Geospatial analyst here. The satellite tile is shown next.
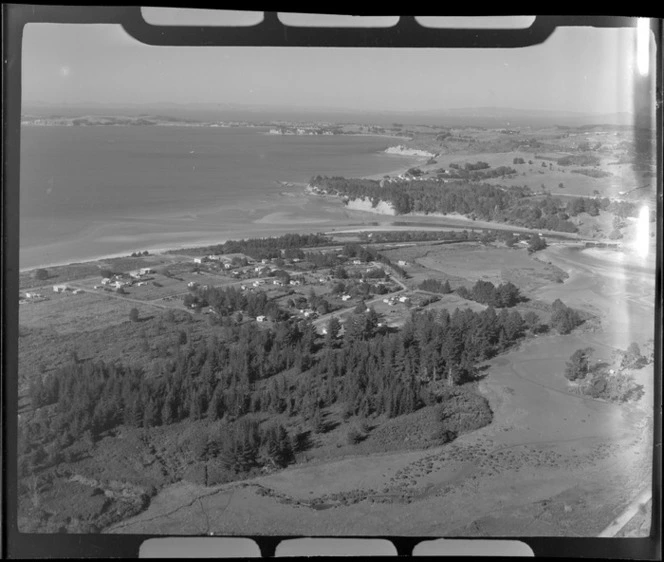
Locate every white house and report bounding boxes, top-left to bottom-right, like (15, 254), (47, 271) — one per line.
(140, 267), (155, 275)
(341, 294), (351, 301)
(224, 263), (233, 269)
(137, 281), (147, 287)
(53, 284), (68, 293)
(382, 298), (390, 304)
(72, 289), (83, 295)
(256, 315), (267, 322)
(352, 259), (362, 265)
(187, 281), (198, 288)
(397, 260), (408, 266)
(193, 257), (206, 264)
(398, 295), (410, 303)
(101, 278), (112, 285)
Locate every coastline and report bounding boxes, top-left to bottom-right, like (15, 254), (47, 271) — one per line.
(19, 145), (572, 275)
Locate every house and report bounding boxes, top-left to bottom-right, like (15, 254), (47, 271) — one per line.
(352, 259), (362, 265)
(341, 295), (351, 301)
(187, 281), (198, 288)
(273, 279), (283, 286)
(321, 328), (328, 335)
(101, 278), (112, 285)
(53, 284), (68, 293)
(382, 298), (390, 304)
(140, 267), (155, 275)
(256, 315), (267, 322)
(193, 257), (206, 264)
(397, 260), (408, 266)
(114, 281), (126, 289)
(224, 263), (233, 269)
(25, 292), (42, 299)
(398, 296), (410, 303)
(261, 259), (269, 265)
(291, 258), (301, 263)
(129, 271), (142, 279)
(290, 280), (301, 286)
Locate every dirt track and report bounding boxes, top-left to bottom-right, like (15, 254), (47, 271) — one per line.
(106, 243), (655, 537)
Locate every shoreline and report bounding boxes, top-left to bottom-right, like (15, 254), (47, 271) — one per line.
(19, 147), (429, 274)
(20, 138), (615, 275)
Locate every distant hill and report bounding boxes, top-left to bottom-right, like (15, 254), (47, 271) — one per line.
(21, 102), (638, 129)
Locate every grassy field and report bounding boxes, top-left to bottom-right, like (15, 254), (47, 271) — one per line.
(18, 291), (159, 334)
(383, 242), (567, 295)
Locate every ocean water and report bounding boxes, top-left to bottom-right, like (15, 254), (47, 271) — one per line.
(19, 126), (412, 269)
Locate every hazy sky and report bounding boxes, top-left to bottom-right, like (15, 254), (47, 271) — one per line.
(21, 20), (639, 114)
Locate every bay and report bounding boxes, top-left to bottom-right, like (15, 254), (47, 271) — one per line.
(19, 126), (412, 269)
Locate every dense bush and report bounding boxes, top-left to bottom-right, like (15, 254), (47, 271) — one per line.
(419, 279), (452, 294)
(550, 299), (583, 334)
(309, 176), (580, 233)
(436, 387), (493, 435)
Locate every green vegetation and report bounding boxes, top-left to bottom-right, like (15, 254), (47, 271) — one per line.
(310, 176), (582, 233)
(175, 233), (333, 261)
(419, 279), (452, 294)
(33, 269), (49, 281)
(527, 234), (548, 253)
(455, 280), (522, 308)
(571, 168), (612, 178)
(566, 344), (647, 403)
(550, 299), (583, 334)
(557, 153), (600, 166)
(564, 347), (594, 381)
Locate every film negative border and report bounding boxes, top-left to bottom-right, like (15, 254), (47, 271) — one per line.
(2, 5), (662, 559)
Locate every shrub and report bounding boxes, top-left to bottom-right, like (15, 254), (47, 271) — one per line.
(33, 268), (49, 281)
(436, 387), (493, 435)
(346, 428), (364, 445)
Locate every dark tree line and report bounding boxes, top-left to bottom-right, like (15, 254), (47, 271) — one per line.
(309, 176), (581, 232)
(177, 233), (333, 261)
(358, 230), (477, 244)
(419, 279), (452, 294)
(456, 280), (522, 308)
